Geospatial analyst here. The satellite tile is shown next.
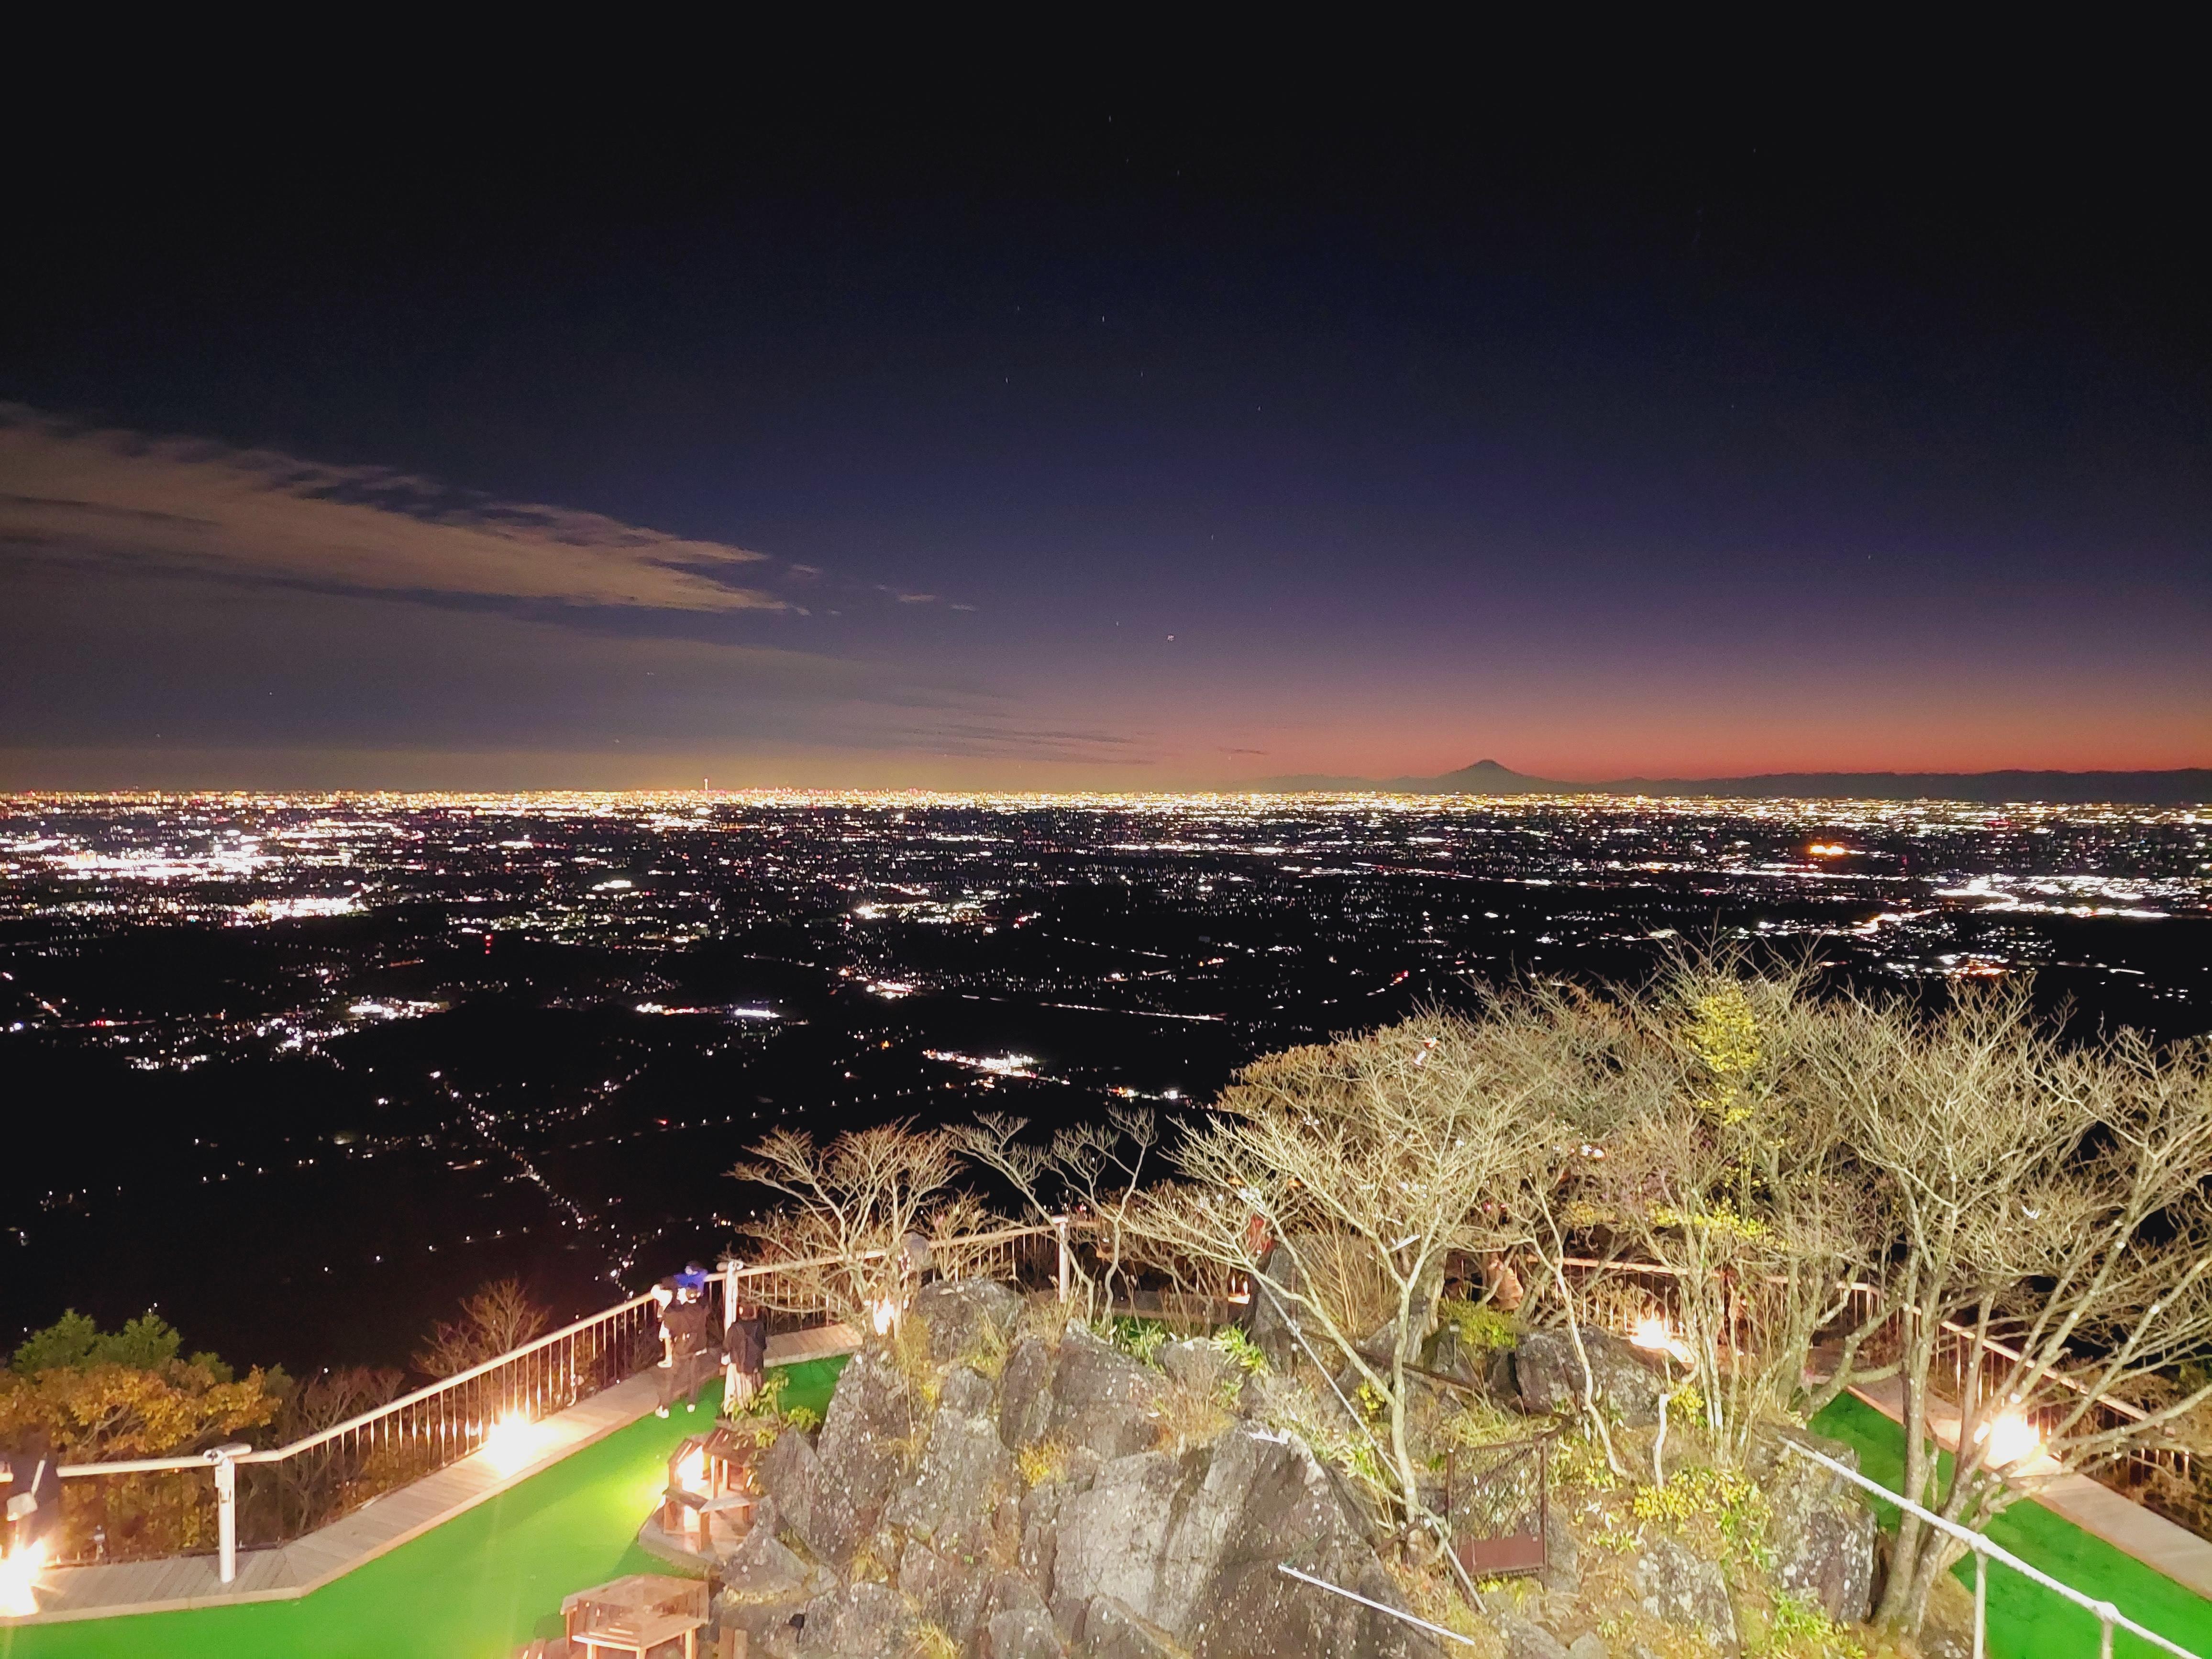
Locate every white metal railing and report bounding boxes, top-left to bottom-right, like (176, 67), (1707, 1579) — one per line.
(1780, 1438), (2202, 1659)
(52, 1289), (664, 1581)
(1557, 1258), (2193, 1506)
(44, 1222), (1069, 1586)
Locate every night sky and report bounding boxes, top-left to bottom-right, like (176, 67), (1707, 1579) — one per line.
(3, 76), (2204, 789)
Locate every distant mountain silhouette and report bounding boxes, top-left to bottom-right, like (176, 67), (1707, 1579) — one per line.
(1241, 759), (2212, 805)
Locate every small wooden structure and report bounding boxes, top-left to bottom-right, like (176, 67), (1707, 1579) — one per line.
(657, 1429), (761, 1555)
(1446, 1434), (1552, 1579)
(561, 1574), (709, 1659)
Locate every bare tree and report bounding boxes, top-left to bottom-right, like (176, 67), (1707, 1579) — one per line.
(1602, 966), (1889, 1471)
(1124, 1012), (1555, 1559)
(959, 1107), (1159, 1322)
(1498, 982), (1657, 1480)
(1807, 989), (2212, 1636)
(730, 1121), (962, 1337)
(414, 1279), (550, 1378)
(257, 1366), (409, 1536)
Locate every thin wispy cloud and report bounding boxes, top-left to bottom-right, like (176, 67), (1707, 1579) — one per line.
(859, 719), (1154, 763)
(0, 405), (785, 615)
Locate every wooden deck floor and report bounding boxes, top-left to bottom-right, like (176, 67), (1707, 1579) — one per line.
(8, 1325), (859, 1628)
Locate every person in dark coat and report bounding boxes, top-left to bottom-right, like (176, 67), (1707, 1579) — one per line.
(722, 1299), (767, 1410)
(657, 1282), (713, 1417)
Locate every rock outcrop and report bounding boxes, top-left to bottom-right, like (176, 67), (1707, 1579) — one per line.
(1041, 1325), (1169, 1460)
(1048, 1420), (1438, 1656)
(716, 1286), (1897, 1659)
(796, 1580), (917, 1656)
(916, 1279), (1026, 1363)
(1630, 1533), (1737, 1643)
(737, 1301), (1440, 1659)
(1753, 1426), (1877, 1623)
(804, 1351), (912, 1566)
(883, 1373), (1015, 1555)
(1158, 1337), (1240, 1399)
(1493, 1613), (1571, 1659)
(711, 1497), (838, 1658)
(1512, 1327), (1665, 1427)
(1000, 1335), (1058, 1449)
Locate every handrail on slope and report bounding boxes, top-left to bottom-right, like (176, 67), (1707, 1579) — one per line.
(1779, 1438), (2201, 1659)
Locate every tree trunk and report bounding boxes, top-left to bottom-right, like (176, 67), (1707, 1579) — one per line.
(1873, 1328), (1933, 1630)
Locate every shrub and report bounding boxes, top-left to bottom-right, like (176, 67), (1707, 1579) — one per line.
(1210, 1326), (1270, 1377)
(11, 1310), (218, 1377)
(1016, 1438), (1070, 1488)
(1435, 1299), (1517, 1355)
(1631, 1463), (1773, 1571)
(0, 1313), (282, 1562)
(1751, 1591), (1868, 1659)
(1105, 1317), (1170, 1366)
(1150, 1377), (1233, 1454)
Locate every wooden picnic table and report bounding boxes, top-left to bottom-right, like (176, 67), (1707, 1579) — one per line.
(562, 1573), (709, 1659)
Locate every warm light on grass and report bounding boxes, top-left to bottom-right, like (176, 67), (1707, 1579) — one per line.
(1976, 1407), (2045, 1471)
(0, 1537), (46, 1617)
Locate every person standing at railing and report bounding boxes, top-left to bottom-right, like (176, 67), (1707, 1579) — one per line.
(655, 1273), (714, 1419)
(722, 1297), (765, 1411)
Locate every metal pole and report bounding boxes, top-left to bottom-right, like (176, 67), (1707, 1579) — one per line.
(1974, 1546), (1987, 1659)
(207, 1443), (250, 1585)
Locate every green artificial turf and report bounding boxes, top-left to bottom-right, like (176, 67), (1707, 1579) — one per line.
(1812, 1392), (2212, 1659)
(0, 1357), (846, 1659)
(7, 1361), (2201, 1659)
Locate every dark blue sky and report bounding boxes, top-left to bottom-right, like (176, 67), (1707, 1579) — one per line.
(3, 72), (2204, 787)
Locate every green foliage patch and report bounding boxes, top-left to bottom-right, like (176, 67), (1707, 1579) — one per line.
(11, 1308), (230, 1379)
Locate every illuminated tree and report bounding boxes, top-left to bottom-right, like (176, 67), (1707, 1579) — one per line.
(1125, 1012), (1555, 1567)
(1601, 964), (1888, 1473)
(730, 1120), (963, 1337)
(958, 1107), (1160, 1322)
(0, 1315), (283, 1561)
(1805, 988), (2212, 1635)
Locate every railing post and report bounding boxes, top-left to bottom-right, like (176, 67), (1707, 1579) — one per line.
(206, 1443), (251, 1585)
(1054, 1216), (1071, 1304)
(1973, 1545), (1987, 1659)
